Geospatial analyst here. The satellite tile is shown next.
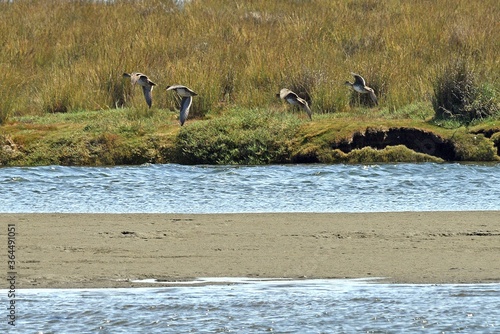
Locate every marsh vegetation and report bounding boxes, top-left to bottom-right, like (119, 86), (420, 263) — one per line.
(0, 0), (499, 165)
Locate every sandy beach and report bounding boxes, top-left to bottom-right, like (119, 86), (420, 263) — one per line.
(1, 212), (499, 288)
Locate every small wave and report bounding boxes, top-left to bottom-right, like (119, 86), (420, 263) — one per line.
(0, 163), (499, 213)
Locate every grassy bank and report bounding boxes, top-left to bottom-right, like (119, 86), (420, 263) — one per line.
(1, 105), (499, 166)
(0, 0), (499, 165)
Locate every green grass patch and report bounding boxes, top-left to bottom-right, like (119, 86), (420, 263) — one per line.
(175, 107), (302, 164)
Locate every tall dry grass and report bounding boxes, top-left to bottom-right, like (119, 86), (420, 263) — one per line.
(0, 0), (498, 123)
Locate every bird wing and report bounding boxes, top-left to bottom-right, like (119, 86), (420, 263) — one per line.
(138, 74), (156, 87)
(351, 73), (366, 86)
(285, 90), (299, 100)
(184, 86), (197, 96)
(179, 96), (193, 126)
(297, 97), (312, 120)
(369, 90), (378, 105)
(166, 84), (185, 91)
(167, 85), (196, 97)
(142, 85), (153, 108)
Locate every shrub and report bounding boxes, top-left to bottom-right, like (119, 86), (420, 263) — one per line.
(432, 59), (499, 124)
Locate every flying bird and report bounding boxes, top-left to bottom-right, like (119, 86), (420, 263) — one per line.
(123, 72), (156, 108)
(166, 85), (197, 126)
(276, 88), (312, 120)
(344, 72), (378, 105)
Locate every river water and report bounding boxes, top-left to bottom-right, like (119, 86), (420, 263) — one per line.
(5, 279), (500, 333)
(1, 162), (499, 333)
(1, 162), (499, 213)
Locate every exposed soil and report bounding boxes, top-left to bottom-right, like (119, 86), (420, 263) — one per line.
(335, 127), (457, 160)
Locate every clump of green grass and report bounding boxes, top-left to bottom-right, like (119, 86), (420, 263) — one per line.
(174, 107), (302, 164)
(491, 132), (500, 157)
(0, 107), (181, 166)
(432, 59), (499, 125)
(290, 142), (443, 164)
(332, 145), (443, 164)
(451, 130), (499, 161)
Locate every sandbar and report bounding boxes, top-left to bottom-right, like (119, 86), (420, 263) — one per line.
(1, 212), (499, 288)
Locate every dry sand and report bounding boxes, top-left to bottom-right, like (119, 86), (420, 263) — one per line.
(1, 212), (499, 288)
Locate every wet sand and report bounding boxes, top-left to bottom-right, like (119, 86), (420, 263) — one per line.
(1, 212), (499, 288)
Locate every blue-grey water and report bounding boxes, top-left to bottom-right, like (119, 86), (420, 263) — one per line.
(1, 162), (499, 213)
(2, 279), (499, 333)
(1, 162), (499, 332)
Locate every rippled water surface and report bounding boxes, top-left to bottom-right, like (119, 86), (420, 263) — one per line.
(2, 163), (499, 332)
(3, 279), (499, 333)
(1, 162), (499, 213)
